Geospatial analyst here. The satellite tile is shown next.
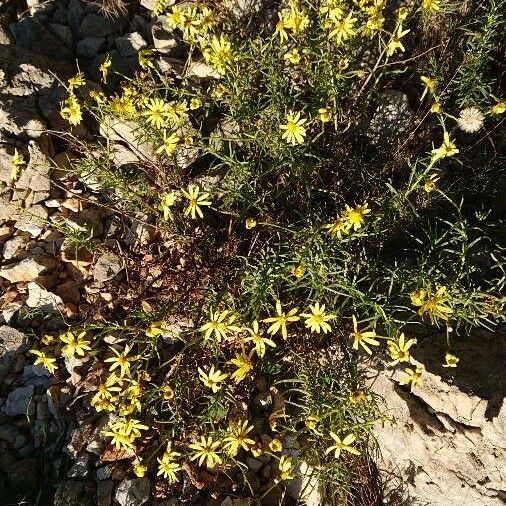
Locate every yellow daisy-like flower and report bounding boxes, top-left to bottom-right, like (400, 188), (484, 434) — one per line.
(343, 203), (371, 231)
(422, 0), (440, 11)
(275, 12), (289, 43)
(188, 435), (222, 468)
(423, 173), (440, 192)
(68, 72), (86, 91)
(351, 315), (379, 355)
(228, 350), (254, 384)
(181, 184), (212, 219)
(431, 131), (459, 161)
(318, 107), (332, 123)
(10, 148), (25, 182)
(284, 48), (301, 64)
(190, 97), (202, 110)
(262, 300), (300, 339)
(245, 217), (257, 229)
(416, 286), (453, 320)
(277, 455), (294, 481)
(144, 98), (170, 129)
(29, 349), (58, 375)
(491, 100), (506, 114)
(420, 75), (437, 101)
(301, 302), (336, 334)
(442, 352), (459, 368)
(269, 438), (283, 452)
(325, 216), (350, 239)
(156, 131), (180, 157)
(104, 344), (139, 378)
(60, 94), (82, 126)
(223, 420), (255, 456)
(160, 191), (178, 221)
(133, 463), (147, 477)
(387, 333), (416, 366)
(280, 110), (307, 145)
(400, 364), (424, 391)
(243, 321), (276, 357)
(199, 309), (241, 342)
(99, 54), (112, 83)
(325, 433), (360, 459)
(431, 101), (442, 113)
(205, 34), (233, 75)
(291, 263), (306, 278)
(198, 365), (228, 393)
(329, 11), (357, 44)
(386, 24), (410, 56)
(166, 5), (185, 29)
(59, 331), (91, 358)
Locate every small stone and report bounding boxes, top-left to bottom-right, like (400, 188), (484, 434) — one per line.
(116, 31), (147, 58)
(96, 464), (114, 480)
(26, 282), (63, 313)
(97, 479), (114, 506)
(48, 23), (73, 46)
(76, 36), (106, 58)
(79, 13), (124, 38)
(151, 19), (179, 53)
(0, 256), (55, 283)
(93, 252), (123, 283)
(246, 457), (263, 472)
(67, 453), (90, 478)
(3, 235), (30, 260)
(54, 480), (93, 506)
(115, 478), (150, 506)
(2, 385), (34, 416)
(55, 280), (81, 304)
(187, 59), (220, 79)
(13, 205), (48, 237)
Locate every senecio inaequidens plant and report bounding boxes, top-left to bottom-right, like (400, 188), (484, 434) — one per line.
(23, 0), (505, 500)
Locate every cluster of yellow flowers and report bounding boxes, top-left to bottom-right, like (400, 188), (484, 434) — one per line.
(10, 148), (25, 182)
(60, 73), (86, 126)
(160, 184), (212, 221)
(325, 202), (371, 239)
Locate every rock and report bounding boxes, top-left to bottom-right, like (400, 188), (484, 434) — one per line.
(0, 256), (55, 283)
(68, 0), (85, 33)
(285, 461), (321, 506)
(55, 280), (81, 304)
(67, 453), (90, 478)
(246, 457), (263, 472)
(187, 59), (220, 79)
(115, 478), (150, 506)
(76, 36), (106, 58)
(7, 457), (40, 492)
(13, 205), (48, 237)
(54, 480), (93, 506)
(79, 13), (124, 38)
(151, 19), (179, 54)
(26, 282), (63, 313)
(370, 331), (506, 506)
(367, 91), (412, 144)
(140, 0), (158, 10)
(0, 424), (20, 447)
(3, 235), (30, 261)
(93, 252), (123, 283)
(116, 31), (147, 58)
(97, 479), (114, 506)
(47, 22), (73, 47)
(2, 385), (34, 416)
(11, 18), (71, 60)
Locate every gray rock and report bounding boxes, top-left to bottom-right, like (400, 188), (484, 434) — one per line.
(367, 91), (412, 144)
(115, 478), (150, 506)
(11, 18), (71, 60)
(285, 461), (321, 506)
(48, 23), (73, 47)
(54, 480), (93, 506)
(140, 0), (157, 9)
(151, 19), (179, 54)
(14, 141), (51, 204)
(93, 252), (123, 283)
(116, 31), (147, 58)
(67, 453), (90, 478)
(26, 282), (63, 313)
(79, 13), (124, 38)
(0, 256), (55, 283)
(2, 385), (34, 416)
(97, 479), (114, 506)
(76, 36), (107, 58)
(13, 204), (48, 237)
(96, 464), (114, 480)
(3, 235), (30, 261)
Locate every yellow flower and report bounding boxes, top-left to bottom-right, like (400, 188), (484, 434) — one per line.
(329, 11), (357, 44)
(91, 373), (122, 409)
(138, 49), (155, 70)
(251, 444), (263, 457)
(162, 385), (174, 400)
(68, 72), (85, 91)
(104, 344), (139, 378)
(99, 54), (112, 83)
(400, 364), (424, 391)
(491, 100), (506, 114)
(181, 6), (200, 41)
(291, 263), (306, 278)
(442, 352), (459, 368)
(318, 107), (332, 123)
(228, 350), (254, 383)
(60, 94), (82, 126)
(103, 417), (148, 450)
(157, 442), (181, 483)
(422, 0), (439, 11)
(417, 286), (453, 320)
(199, 309), (241, 342)
(245, 217), (257, 229)
(387, 333), (416, 366)
(431, 101), (442, 113)
(349, 390), (366, 403)
(301, 302), (336, 334)
(423, 174), (440, 192)
(29, 349), (58, 375)
(212, 83), (226, 99)
(280, 110), (307, 145)
(198, 365), (228, 393)
(262, 300), (300, 339)
(109, 94), (136, 117)
(41, 334), (54, 345)
(275, 12), (289, 43)
(284, 48), (301, 65)
(397, 6), (409, 20)
(166, 6), (185, 29)
(223, 420), (255, 456)
(133, 463), (147, 477)
(285, 6), (309, 35)
(410, 288), (427, 307)
(431, 132), (459, 161)
(188, 435), (222, 468)
(181, 184), (212, 219)
(205, 34), (233, 75)
(387, 24), (410, 56)
(190, 97), (202, 110)
(343, 203), (371, 231)
(199, 6), (216, 32)
(243, 321), (276, 357)
(277, 455), (294, 481)
(420, 76), (437, 101)
(325, 433), (360, 459)
(89, 89), (105, 104)
(160, 191), (179, 221)
(10, 148), (25, 182)
(144, 98), (170, 129)
(59, 331), (91, 358)
(352, 315), (379, 355)
(156, 131), (180, 157)
(325, 216), (349, 239)
(269, 438), (283, 452)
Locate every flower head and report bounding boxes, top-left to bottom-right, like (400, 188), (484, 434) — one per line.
(104, 345), (139, 378)
(228, 350), (254, 383)
(223, 420), (255, 456)
(442, 352), (459, 368)
(400, 364), (424, 391)
(420, 76), (437, 101)
(144, 98), (170, 129)
(343, 203), (371, 231)
(243, 321), (276, 357)
(277, 455), (294, 481)
(181, 185), (212, 219)
(280, 111), (307, 145)
(60, 94), (82, 126)
(457, 107), (484, 133)
(325, 433), (360, 459)
(387, 333), (416, 366)
(29, 349), (58, 375)
(188, 435), (222, 468)
(99, 54), (112, 83)
(10, 148), (25, 182)
(199, 309), (241, 342)
(491, 100), (506, 114)
(59, 331), (91, 358)
(431, 132), (459, 161)
(262, 300), (300, 339)
(156, 131), (180, 156)
(387, 24), (410, 56)
(198, 365), (228, 393)
(301, 302), (336, 334)
(352, 315), (379, 355)
(160, 192), (179, 221)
